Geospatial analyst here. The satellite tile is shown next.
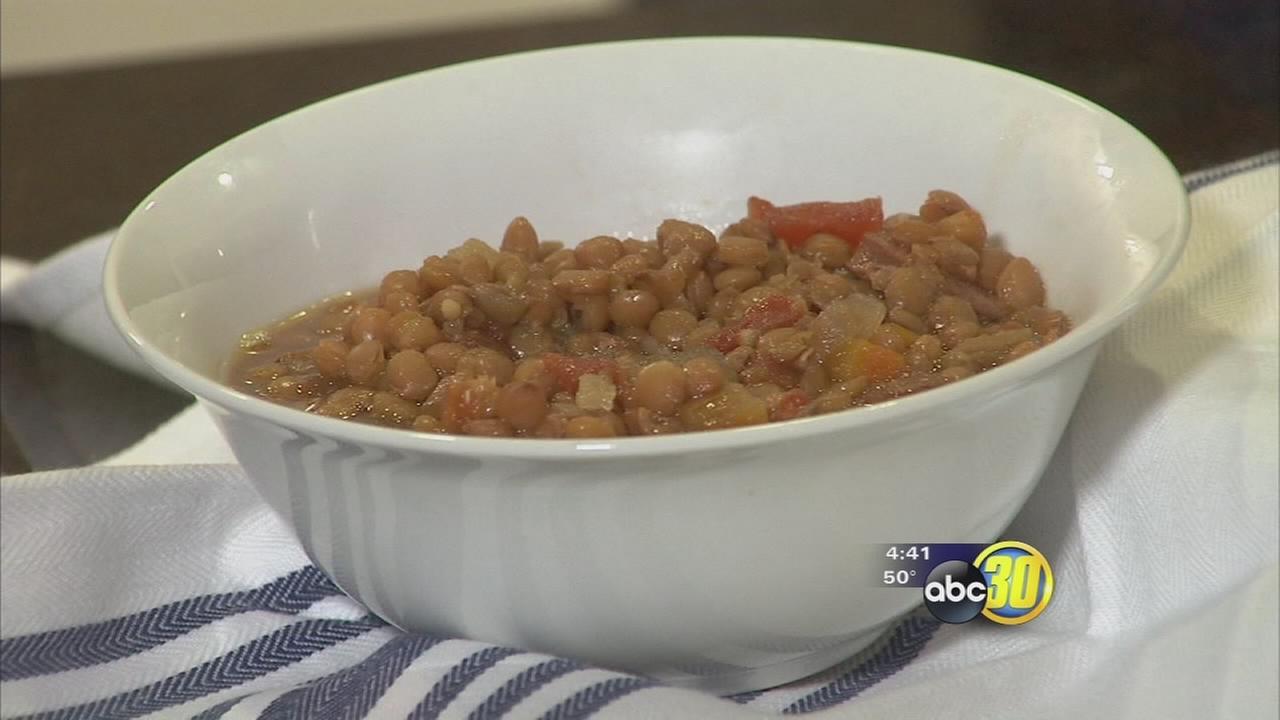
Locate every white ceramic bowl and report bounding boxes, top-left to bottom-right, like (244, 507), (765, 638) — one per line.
(104, 38), (1188, 694)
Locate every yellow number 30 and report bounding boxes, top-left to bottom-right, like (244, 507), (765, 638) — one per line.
(975, 541), (1054, 625)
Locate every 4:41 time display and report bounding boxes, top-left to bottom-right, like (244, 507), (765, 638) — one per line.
(885, 545), (930, 561)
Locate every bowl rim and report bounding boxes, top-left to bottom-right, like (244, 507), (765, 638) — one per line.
(103, 36), (1191, 460)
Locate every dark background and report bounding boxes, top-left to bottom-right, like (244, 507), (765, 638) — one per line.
(2, 0), (1278, 473)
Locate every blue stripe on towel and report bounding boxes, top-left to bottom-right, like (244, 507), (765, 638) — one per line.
(0, 567), (342, 681)
(781, 615), (941, 714)
(1184, 150), (1279, 190)
(537, 676), (654, 720)
(406, 646), (523, 719)
(466, 658), (584, 719)
(19, 617), (380, 720)
(258, 634), (443, 720)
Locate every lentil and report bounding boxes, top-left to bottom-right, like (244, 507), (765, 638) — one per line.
(231, 193), (1070, 436)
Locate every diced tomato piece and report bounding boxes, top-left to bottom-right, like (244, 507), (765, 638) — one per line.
(770, 388), (811, 421)
(440, 380), (463, 433)
(740, 295), (804, 331)
(747, 196), (884, 250)
(701, 296), (802, 354)
(706, 328), (741, 353)
(442, 377), (499, 433)
(746, 196), (775, 223)
(543, 353), (620, 394)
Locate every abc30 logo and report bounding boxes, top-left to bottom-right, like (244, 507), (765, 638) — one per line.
(923, 541), (1054, 625)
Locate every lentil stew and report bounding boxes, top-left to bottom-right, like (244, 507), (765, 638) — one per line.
(228, 192), (1070, 438)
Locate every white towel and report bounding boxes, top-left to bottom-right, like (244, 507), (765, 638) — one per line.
(1, 231), (158, 384)
(1, 152), (1277, 719)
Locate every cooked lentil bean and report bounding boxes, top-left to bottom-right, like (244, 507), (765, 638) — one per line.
(425, 289), (471, 324)
(649, 309), (699, 347)
(935, 210), (987, 251)
(471, 283), (529, 325)
(564, 415), (616, 438)
(625, 407), (684, 435)
(885, 215), (937, 245)
(940, 320), (982, 349)
(979, 247), (1014, 292)
(884, 265), (940, 317)
(381, 291), (418, 314)
(312, 339), (349, 379)
(635, 361), (686, 415)
(722, 217), (772, 242)
(807, 272), (854, 309)
(455, 252), (492, 285)
(543, 248), (579, 275)
(622, 238), (663, 267)
(493, 253), (530, 290)
(610, 253), (649, 283)
(933, 238), (980, 280)
(349, 307), (392, 345)
(424, 342), (465, 374)
(714, 266), (764, 292)
(679, 384), (768, 430)
(496, 381), (549, 431)
(715, 236), (770, 267)
(345, 340), (385, 386)
(500, 217), (539, 260)
(456, 347), (515, 383)
(666, 249), (702, 278)
(231, 192), (1070, 436)
(888, 307), (926, 335)
(387, 311), (440, 352)
(380, 269), (420, 297)
(706, 288), (739, 322)
(419, 256), (461, 293)
(371, 391), (419, 427)
(682, 356), (726, 398)
(554, 269), (611, 296)
(575, 236), (624, 269)
(316, 387), (375, 418)
(919, 190), (970, 222)
(537, 240), (564, 260)
(996, 257), (1047, 310)
(687, 271), (715, 314)
(387, 349), (437, 401)
(802, 233), (852, 269)
(905, 334), (944, 373)
(659, 219), (718, 258)
(639, 266), (687, 308)
(507, 322), (554, 359)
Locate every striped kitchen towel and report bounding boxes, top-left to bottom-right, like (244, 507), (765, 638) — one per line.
(2, 152), (1277, 719)
(0, 464), (940, 719)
